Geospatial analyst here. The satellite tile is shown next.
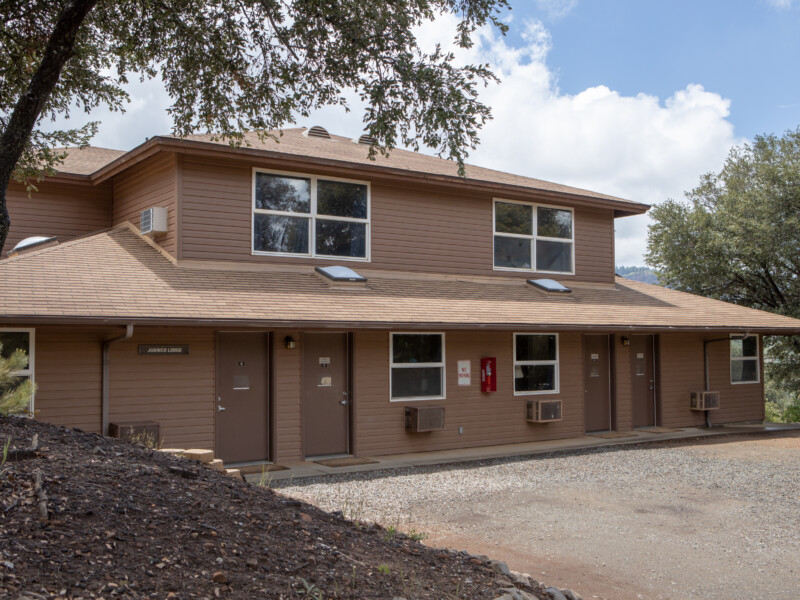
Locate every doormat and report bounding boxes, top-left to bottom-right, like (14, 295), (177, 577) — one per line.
(314, 457), (378, 468)
(589, 432), (638, 439)
(640, 427), (683, 434)
(236, 464), (289, 475)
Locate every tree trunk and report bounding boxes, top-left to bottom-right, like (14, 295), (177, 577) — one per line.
(0, 0), (98, 256)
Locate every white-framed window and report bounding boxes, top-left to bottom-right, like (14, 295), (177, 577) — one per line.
(493, 199), (574, 274)
(0, 328), (35, 412)
(390, 333), (446, 401)
(252, 168), (370, 261)
(731, 334), (760, 384)
(513, 333), (559, 395)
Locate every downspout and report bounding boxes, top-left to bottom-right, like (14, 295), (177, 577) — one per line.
(102, 325), (134, 436)
(703, 333), (747, 429)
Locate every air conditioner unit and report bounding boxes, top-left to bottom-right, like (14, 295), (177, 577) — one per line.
(525, 399), (562, 423)
(109, 420), (160, 443)
(690, 391), (720, 411)
(405, 406), (445, 432)
(140, 207), (168, 236)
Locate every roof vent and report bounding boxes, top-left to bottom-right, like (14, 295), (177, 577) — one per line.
(527, 278), (572, 294)
(7, 235), (58, 257)
(304, 126), (331, 140)
(356, 134), (377, 145)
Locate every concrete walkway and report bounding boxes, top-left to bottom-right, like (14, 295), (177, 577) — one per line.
(242, 422), (800, 484)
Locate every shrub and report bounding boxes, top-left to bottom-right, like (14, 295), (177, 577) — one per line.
(0, 343), (36, 417)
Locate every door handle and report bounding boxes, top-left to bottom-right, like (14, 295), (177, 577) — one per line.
(339, 400), (348, 405)
(218, 405), (226, 412)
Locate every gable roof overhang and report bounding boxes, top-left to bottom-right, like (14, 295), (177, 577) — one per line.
(2, 226), (799, 335)
(44, 132), (650, 217)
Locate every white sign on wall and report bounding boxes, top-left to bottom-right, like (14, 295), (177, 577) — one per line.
(457, 360), (471, 386)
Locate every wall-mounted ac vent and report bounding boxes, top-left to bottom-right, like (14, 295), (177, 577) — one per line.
(690, 391), (720, 411)
(525, 399), (562, 423)
(357, 134), (377, 145)
(304, 125), (331, 139)
(405, 406), (445, 433)
(140, 207), (168, 236)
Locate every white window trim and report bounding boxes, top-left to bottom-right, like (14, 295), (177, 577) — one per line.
(493, 198), (576, 275)
(389, 332), (446, 402)
(730, 334), (760, 385)
(0, 328), (35, 413)
(513, 332), (560, 396)
(252, 167), (371, 262)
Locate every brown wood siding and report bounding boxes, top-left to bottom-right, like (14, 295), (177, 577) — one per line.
(659, 333), (765, 428)
(272, 329), (303, 463)
(33, 326), (106, 433)
(108, 328), (214, 449)
(5, 181), (111, 252)
(353, 331), (585, 457)
(614, 338), (633, 431)
(179, 157), (615, 283)
(112, 153), (178, 256)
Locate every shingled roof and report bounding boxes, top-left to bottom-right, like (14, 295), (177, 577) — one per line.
(2, 226), (799, 334)
(53, 128), (645, 210)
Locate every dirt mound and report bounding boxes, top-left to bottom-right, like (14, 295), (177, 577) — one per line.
(0, 417), (545, 599)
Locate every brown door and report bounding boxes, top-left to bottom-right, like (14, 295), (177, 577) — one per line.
(584, 334), (612, 432)
(215, 332), (269, 463)
(631, 334), (657, 427)
(302, 333), (349, 457)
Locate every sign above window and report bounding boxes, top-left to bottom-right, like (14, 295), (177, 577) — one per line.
(253, 170), (370, 261)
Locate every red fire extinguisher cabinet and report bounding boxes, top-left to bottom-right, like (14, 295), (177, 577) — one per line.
(480, 357), (497, 393)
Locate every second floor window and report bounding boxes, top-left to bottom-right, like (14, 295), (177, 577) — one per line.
(253, 170), (370, 260)
(493, 200), (574, 274)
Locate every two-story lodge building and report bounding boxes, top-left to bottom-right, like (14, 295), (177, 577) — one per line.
(2, 127), (800, 465)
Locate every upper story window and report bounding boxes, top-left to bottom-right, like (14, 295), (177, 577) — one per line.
(253, 169), (370, 261)
(731, 335), (760, 384)
(493, 200), (574, 274)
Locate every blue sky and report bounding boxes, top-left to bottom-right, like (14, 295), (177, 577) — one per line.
(51, 0), (800, 266)
(518, 0), (800, 142)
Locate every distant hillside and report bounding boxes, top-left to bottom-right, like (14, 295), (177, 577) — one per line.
(616, 265), (660, 285)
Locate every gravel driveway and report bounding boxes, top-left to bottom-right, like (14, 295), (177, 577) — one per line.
(278, 432), (800, 599)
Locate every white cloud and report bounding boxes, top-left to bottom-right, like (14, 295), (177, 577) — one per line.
(47, 15), (740, 266)
(534, 0), (579, 20)
(765, 0), (793, 9)
(411, 16), (741, 266)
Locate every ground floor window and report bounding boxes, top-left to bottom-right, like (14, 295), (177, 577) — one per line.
(514, 333), (559, 394)
(0, 328), (35, 412)
(390, 333), (445, 401)
(731, 334), (759, 384)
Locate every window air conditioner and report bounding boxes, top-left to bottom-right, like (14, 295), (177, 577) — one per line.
(405, 406), (445, 432)
(140, 207), (168, 236)
(690, 391), (720, 411)
(525, 399), (562, 423)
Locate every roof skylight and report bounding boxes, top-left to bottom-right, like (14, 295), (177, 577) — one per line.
(527, 278), (572, 293)
(10, 236), (57, 254)
(316, 266), (367, 282)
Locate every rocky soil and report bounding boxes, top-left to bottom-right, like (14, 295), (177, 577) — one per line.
(280, 431), (800, 600)
(0, 417), (557, 600)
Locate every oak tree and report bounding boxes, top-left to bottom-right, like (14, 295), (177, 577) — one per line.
(0, 0), (510, 253)
(646, 127), (800, 396)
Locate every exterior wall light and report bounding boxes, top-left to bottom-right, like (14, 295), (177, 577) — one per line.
(621, 336), (630, 346)
(285, 336), (297, 350)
